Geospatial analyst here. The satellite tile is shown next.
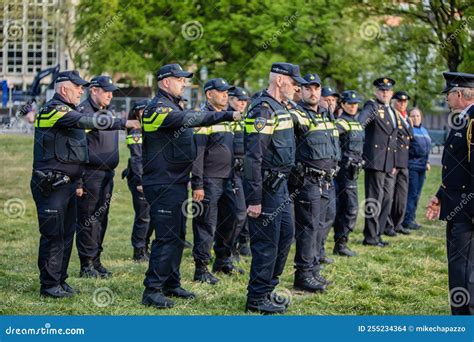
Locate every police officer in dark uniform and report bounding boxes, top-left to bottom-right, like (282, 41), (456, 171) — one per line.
(31, 71), (140, 298)
(76, 76), (124, 278)
(333, 90), (364, 257)
(427, 72), (474, 315)
(122, 100), (153, 262)
(358, 77), (398, 247)
(191, 78), (243, 284)
(227, 87), (251, 258)
(244, 62), (302, 314)
(385, 91), (412, 236)
(289, 73), (333, 293)
(141, 64), (241, 309)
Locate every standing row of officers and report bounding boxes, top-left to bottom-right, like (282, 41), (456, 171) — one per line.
(29, 62), (474, 315)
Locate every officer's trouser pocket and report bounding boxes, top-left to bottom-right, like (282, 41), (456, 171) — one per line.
(38, 209), (61, 240)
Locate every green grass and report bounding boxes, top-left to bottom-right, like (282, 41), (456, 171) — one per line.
(0, 134), (449, 315)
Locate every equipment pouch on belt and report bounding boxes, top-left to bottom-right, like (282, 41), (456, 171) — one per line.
(263, 171), (286, 193)
(288, 163), (305, 193)
(34, 170), (71, 197)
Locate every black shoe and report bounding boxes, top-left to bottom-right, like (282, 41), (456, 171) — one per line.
(404, 222), (421, 230)
(163, 287), (196, 299)
(269, 292), (291, 308)
(379, 239), (389, 246)
(334, 244), (357, 257)
(319, 256), (334, 264)
(80, 260), (101, 278)
(212, 262), (245, 275)
(133, 248), (149, 263)
(40, 285), (73, 298)
(363, 240), (386, 247)
(245, 296), (286, 314)
(184, 240), (193, 249)
(395, 227), (411, 235)
(142, 289), (174, 309)
(239, 243), (251, 256)
(94, 260), (112, 278)
(294, 276), (326, 293)
(60, 282), (80, 294)
(312, 271), (333, 286)
(194, 267), (219, 285)
(384, 229), (397, 237)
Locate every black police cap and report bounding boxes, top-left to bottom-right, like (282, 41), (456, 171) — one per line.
(303, 73), (321, 86)
(204, 78), (235, 92)
(55, 70), (89, 86)
(392, 91), (411, 101)
(441, 72), (474, 94)
(228, 86), (250, 100)
(89, 76), (118, 92)
(373, 77), (396, 90)
(321, 87), (340, 98)
(156, 64), (193, 81)
(132, 100), (148, 111)
(271, 62), (307, 85)
(341, 90), (362, 104)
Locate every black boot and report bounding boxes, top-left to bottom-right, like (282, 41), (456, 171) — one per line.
(333, 237), (357, 257)
(212, 259), (245, 275)
(245, 295), (286, 314)
(142, 288), (174, 309)
(194, 262), (219, 285)
(93, 257), (112, 278)
(395, 227), (411, 235)
(294, 273), (326, 293)
(163, 287), (196, 299)
(80, 259), (101, 278)
(40, 285), (74, 298)
(133, 247), (149, 263)
(61, 282), (81, 294)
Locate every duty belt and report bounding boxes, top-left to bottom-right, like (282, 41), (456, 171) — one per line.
(33, 170), (71, 197)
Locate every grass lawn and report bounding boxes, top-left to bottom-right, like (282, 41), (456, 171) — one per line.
(0, 133), (449, 315)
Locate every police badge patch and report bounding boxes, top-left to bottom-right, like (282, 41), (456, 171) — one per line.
(254, 117), (267, 132)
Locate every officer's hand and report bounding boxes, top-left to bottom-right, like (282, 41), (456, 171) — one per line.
(232, 111), (243, 121)
(425, 196), (440, 220)
(136, 185), (143, 193)
(193, 189), (205, 202)
(426, 163), (431, 171)
(391, 168), (397, 175)
(76, 188), (86, 197)
(126, 120), (141, 130)
(247, 204), (261, 218)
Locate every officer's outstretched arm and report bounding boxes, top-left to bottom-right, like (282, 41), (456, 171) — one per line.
(127, 130), (144, 185)
(243, 106), (273, 206)
(143, 105), (236, 131)
(52, 109), (126, 130)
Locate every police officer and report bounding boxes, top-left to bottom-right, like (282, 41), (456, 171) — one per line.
(227, 87), (251, 258)
(122, 100), (153, 262)
(385, 91), (412, 236)
(427, 72), (474, 315)
(244, 62), (302, 314)
(31, 71), (140, 297)
(358, 77), (398, 247)
(141, 64), (241, 309)
(333, 90), (364, 257)
(192, 78), (243, 284)
(289, 73), (332, 293)
(76, 76), (124, 278)
(321, 87), (341, 119)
